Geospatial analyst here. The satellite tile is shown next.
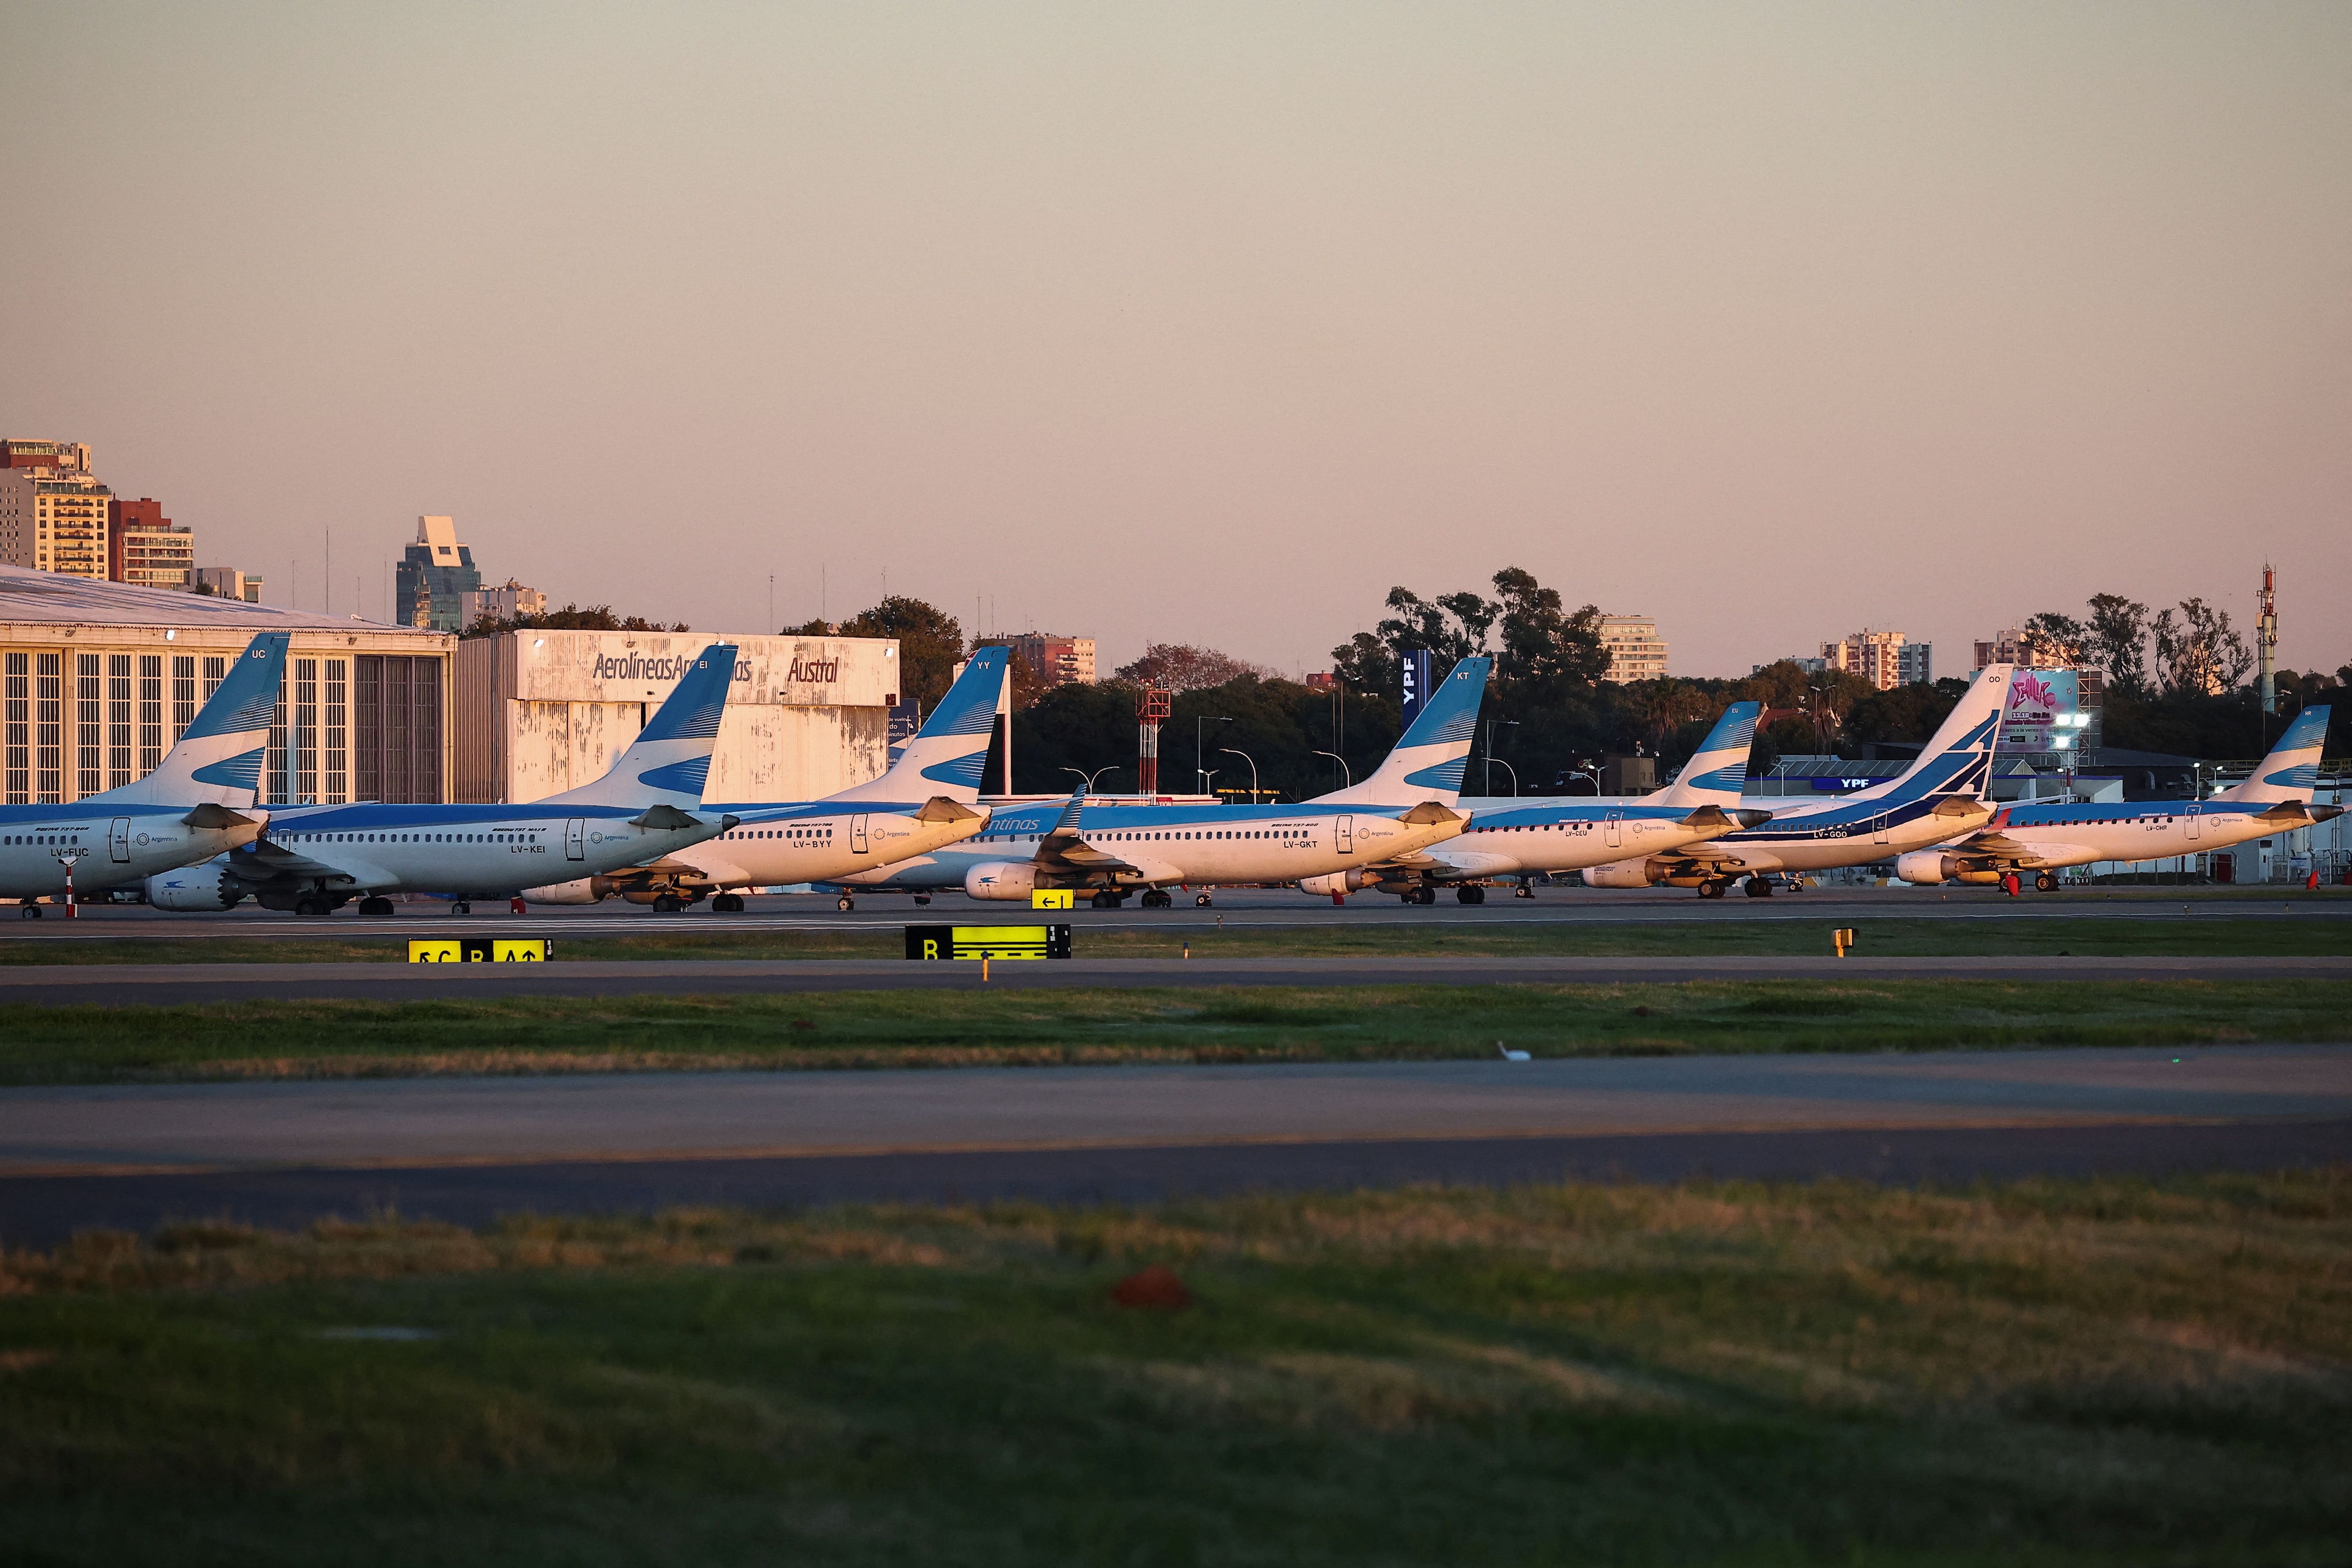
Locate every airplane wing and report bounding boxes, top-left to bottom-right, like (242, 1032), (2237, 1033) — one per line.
(1031, 792), (1139, 876)
(1386, 847), (1519, 878)
(223, 839), (361, 887)
(1941, 832), (2094, 872)
(612, 853), (751, 891)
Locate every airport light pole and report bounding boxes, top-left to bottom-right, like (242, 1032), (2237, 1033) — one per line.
(1312, 750), (1351, 789)
(1198, 715), (1230, 794)
(1490, 757), (1519, 795)
(1483, 719), (1518, 795)
(1062, 765), (1121, 798)
(1219, 747), (1259, 804)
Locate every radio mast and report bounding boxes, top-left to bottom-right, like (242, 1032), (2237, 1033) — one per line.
(2257, 563), (2279, 715)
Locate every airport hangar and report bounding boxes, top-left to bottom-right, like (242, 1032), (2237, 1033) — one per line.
(0, 567), (902, 812)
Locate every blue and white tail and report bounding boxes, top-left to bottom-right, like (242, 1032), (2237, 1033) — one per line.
(544, 644), (739, 808)
(1317, 656), (1492, 807)
(2225, 706), (2330, 804)
(1850, 663), (2010, 807)
(1656, 701), (1760, 808)
(832, 646), (1007, 804)
(97, 632), (289, 807)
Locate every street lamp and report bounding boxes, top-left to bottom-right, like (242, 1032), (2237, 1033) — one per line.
(1218, 746), (1260, 804)
(1490, 757), (1519, 795)
(1312, 749), (1351, 788)
(1197, 714), (1231, 793)
(1483, 719), (1519, 795)
(1061, 765), (1121, 798)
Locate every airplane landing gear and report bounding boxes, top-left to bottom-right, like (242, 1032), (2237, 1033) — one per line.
(913, 894), (931, 906)
(359, 896), (395, 917)
(19, 903), (41, 919)
(1456, 885), (1485, 904)
(1414, 886), (1438, 905)
(653, 894), (682, 912)
(1515, 881), (1535, 899)
(1141, 889), (1174, 909)
(835, 895), (855, 912)
(1194, 892), (1213, 907)
(1698, 881), (1727, 899)
(711, 892), (745, 913)
(1744, 876), (1773, 898)
(1089, 890), (1119, 909)
(450, 900), (472, 916)
(2034, 871), (2059, 892)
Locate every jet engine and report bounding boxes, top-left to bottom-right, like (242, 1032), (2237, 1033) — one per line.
(1297, 870), (1375, 897)
(524, 878), (609, 905)
(1895, 852), (2001, 887)
(145, 865), (246, 911)
(1582, 859), (1667, 888)
(964, 861), (1038, 900)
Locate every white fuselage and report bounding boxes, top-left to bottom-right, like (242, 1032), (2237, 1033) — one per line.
(661, 801), (987, 889)
(848, 802), (1462, 893)
(0, 805), (263, 899)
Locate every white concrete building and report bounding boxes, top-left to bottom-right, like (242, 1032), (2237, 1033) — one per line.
(1598, 615), (1668, 684)
(452, 630), (902, 804)
(460, 580), (548, 626)
(1822, 628), (1910, 690)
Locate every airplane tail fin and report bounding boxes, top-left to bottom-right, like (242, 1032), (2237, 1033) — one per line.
(1656, 701), (1762, 807)
(1317, 656), (1492, 807)
(2225, 705), (2330, 803)
(831, 646), (1007, 803)
(1861, 663), (2010, 806)
(97, 632), (290, 807)
(543, 644), (739, 808)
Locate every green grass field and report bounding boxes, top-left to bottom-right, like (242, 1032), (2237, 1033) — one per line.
(0, 911), (2347, 966)
(0, 977), (2340, 1083)
(3, 1170), (2347, 1565)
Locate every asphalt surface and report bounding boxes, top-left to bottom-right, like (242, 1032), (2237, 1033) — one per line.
(10, 882), (2348, 945)
(5, 1045), (2346, 1244)
(0, 952), (2346, 1004)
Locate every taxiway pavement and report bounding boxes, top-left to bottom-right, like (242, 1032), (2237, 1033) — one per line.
(4, 1045), (2345, 1244)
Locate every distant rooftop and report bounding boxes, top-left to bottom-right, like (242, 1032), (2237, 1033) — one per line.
(0, 563), (441, 634)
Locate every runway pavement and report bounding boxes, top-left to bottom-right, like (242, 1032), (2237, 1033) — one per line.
(4, 1045), (2346, 1244)
(5, 883), (2344, 947)
(0, 952), (2346, 1004)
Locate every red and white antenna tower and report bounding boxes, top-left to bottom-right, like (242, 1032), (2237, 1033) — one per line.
(1136, 685), (1171, 796)
(2257, 563), (2279, 716)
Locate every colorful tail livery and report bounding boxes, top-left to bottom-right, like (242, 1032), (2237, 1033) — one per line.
(1847, 662), (2010, 807)
(1319, 656), (1492, 807)
(101, 632), (289, 806)
(2225, 706), (2330, 804)
(543, 644), (739, 808)
(1659, 701), (1761, 807)
(832, 645), (1007, 804)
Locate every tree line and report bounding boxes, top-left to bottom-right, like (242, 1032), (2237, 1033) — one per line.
(471, 576), (2347, 801)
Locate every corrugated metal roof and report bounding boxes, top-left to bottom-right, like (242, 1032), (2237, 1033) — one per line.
(0, 563), (441, 635)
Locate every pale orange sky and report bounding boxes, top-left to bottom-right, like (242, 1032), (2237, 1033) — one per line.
(4, 2), (2347, 679)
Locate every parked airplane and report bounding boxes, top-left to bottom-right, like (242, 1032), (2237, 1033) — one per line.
(524, 647), (1006, 911)
(147, 644), (743, 916)
(837, 656), (1494, 907)
(1309, 702), (1773, 903)
(1898, 704), (2340, 889)
(1584, 664), (2014, 897)
(2, 632), (288, 917)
